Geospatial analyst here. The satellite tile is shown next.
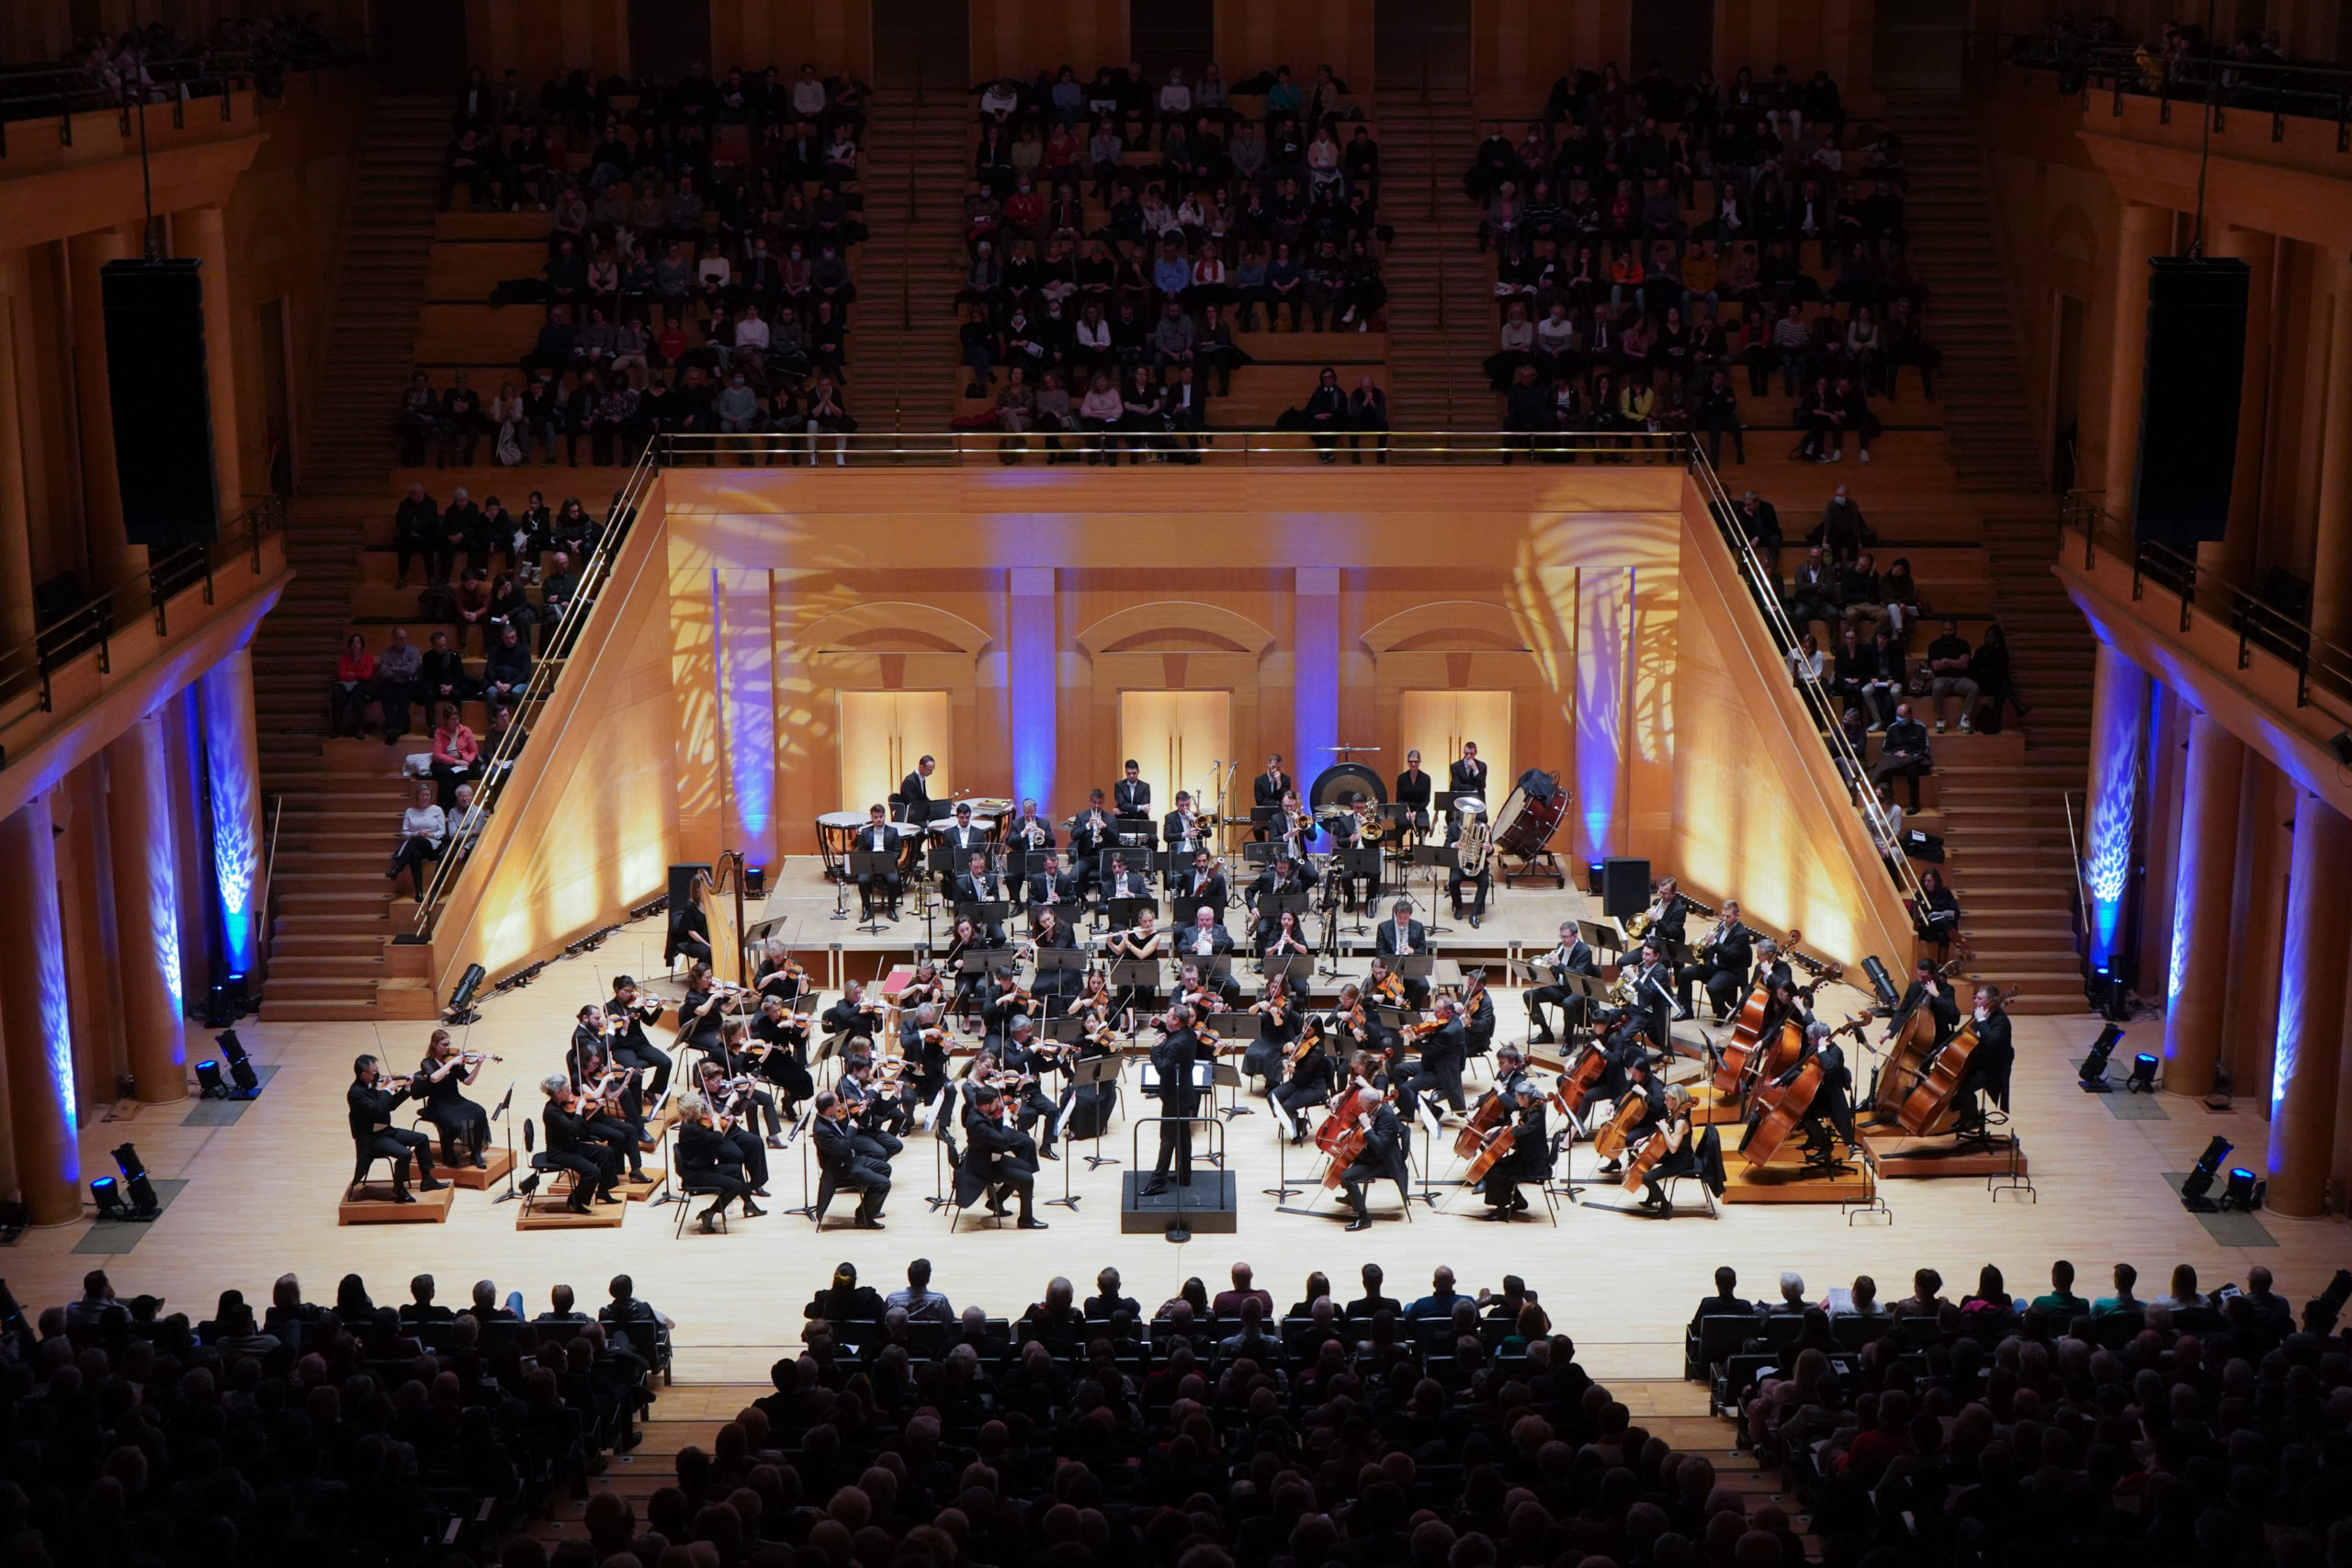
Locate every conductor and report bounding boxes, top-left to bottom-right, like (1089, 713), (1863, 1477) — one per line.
(1142, 1004), (1203, 1193)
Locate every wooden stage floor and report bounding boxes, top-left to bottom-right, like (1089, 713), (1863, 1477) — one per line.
(17, 885), (2337, 1385)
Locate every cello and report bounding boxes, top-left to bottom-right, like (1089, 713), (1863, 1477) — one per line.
(1462, 1122), (1517, 1185)
(1709, 927), (1804, 1094)
(1590, 1091), (1647, 1161)
(1453, 1086), (1512, 1157)
(1740, 1057), (1824, 1168)
(1869, 955), (1968, 1121)
(1895, 985), (2019, 1136)
(1552, 1043), (1611, 1119)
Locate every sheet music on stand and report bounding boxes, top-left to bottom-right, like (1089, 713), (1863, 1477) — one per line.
(1578, 919), (1624, 953)
(955, 900), (1012, 928)
(1394, 954), (1437, 978)
(1031, 946), (1089, 976)
(1373, 1003), (1424, 1032)
(1104, 897), (1158, 934)
(1256, 953), (1315, 981)
(1204, 1010), (1252, 1037)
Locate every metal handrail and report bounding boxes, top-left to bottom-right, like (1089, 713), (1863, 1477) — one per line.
(0, 495), (284, 728)
(257, 795), (286, 971)
(2062, 787), (2091, 968)
(647, 428), (1696, 465)
(2007, 37), (2352, 137)
(408, 445), (663, 933)
(1681, 447), (1934, 924)
(2061, 489), (2352, 726)
(0, 41), (368, 154)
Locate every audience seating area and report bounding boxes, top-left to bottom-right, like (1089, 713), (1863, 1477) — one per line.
(944, 63), (1396, 458)
(1690, 1258), (2346, 1566)
(6, 1267), (672, 1567)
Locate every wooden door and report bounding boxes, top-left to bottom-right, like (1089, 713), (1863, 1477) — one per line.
(1398, 690), (1511, 800)
(1373, 0), (1468, 96)
(873, 0), (971, 99)
(1120, 690), (1230, 809)
(838, 691), (952, 813)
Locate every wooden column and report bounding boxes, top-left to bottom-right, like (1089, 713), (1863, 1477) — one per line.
(107, 712), (187, 1103)
(0, 795), (81, 1225)
(2161, 709), (2243, 1098)
(2265, 789), (2352, 1216)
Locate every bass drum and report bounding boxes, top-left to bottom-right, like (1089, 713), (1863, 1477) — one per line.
(1491, 776), (1568, 859)
(1307, 761), (1386, 812)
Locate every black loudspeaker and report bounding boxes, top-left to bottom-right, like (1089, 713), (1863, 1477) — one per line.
(2132, 256), (2249, 551)
(101, 259), (220, 549)
(1600, 857), (1651, 919)
(668, 863), (710, 908)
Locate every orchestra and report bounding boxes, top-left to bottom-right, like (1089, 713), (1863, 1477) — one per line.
(335, 752), (2016, 1242)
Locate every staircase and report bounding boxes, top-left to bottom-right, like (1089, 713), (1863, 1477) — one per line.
(1884, 94), (2044, 493)
(1375, 90), (1492, 434)
(849, 89), (969, 435)
(252, 92), (450, 1021)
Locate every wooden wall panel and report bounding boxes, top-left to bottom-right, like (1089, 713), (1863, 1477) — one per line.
(970, 0), (1125, 84)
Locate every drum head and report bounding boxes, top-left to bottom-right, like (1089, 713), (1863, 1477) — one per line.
(1490, 789), (1528, 839)
(1308, 762), (1386, 812)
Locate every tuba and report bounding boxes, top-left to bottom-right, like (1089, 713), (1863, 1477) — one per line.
(1458, 815), (1492, 876)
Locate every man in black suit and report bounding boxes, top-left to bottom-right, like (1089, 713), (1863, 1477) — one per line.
(605, 976), (673, 1097)
(986, 1019), (1064, 1156)
(1374, 899), (1432, 1007)
(1447, 741), (1488, 802)
(1069, 790), (1115, 903)
(1886, 958), (1961, 1052)
(1409, 996), (1470, 1113)
(1114, 759), (1151, 818)
(1172, 847), (1227, 911)
(1007, 796), (1057, 851)
(940, 801), (990, 861)
(1335, 1086), (1411, 1232)
(1346, 1263), (1403, 1317)
(1951, 985), (2014, 1136)
(1143, 1005), (1201, 1192)
(898, 754), (936, 825)
(1163, 791), (1206, 859)
(1248, 853), (1305, 917)
(348, 1055), (441, 1201)
(952, 852), (1007, 942)
(539, 1074), (620, 1213)
(677, 1094), (762, 1232)
(1394, 750), (1433, 839)
(1102, 852), (1152, 906)
(1526, 921), (1600, 1043)
(812, 1091), (890, 1228)
(851, 804), (902, 919)
(1677, 900), (1756, 1021)
(1251, 753), (1294, 840)
(1173, 902), (1234, 966)
(958, 1086), (1047, 1226)
(1085, 1268), (1141, 1320)
(1026, 851), (1076, 920)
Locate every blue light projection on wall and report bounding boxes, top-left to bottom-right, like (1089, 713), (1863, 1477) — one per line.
(1009, 569), (1057, 813)
(1577, 568), (1629, 859)
(714, 570), (775, 862)
(1294, 570), (1340, 780)
(2083, 645), (2146, 972)
(199, 658), (259, 975)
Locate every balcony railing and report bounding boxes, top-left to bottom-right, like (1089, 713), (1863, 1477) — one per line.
(2008, 37), (2352, 144)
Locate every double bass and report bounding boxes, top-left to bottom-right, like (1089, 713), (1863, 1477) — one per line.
(1895, 986), (2019, 1136)
(1870, 954), (1969, 1121)
(1709, 929), (1804, 1095)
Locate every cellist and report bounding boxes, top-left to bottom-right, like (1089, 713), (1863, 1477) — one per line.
(1950, 984), (2015, 1137)
(1633, 1084), (1713, 1216)
(1887, 958), (1962, 1048)
(1334, 1084), (1412, 1233)
(1740, 1020), (1857, 1155)
(1597, 1055), (1667, 1178)
(1476, 1076), (1551, 1221)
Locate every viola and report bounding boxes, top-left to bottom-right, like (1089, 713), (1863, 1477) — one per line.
(1741, 1056), (1823, 1168)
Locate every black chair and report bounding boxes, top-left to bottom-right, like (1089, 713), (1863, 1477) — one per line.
(1690, 1312), (1764, 1402)
(1830, 1313), (1890, 1351)
(671, 1175), (732, 1236)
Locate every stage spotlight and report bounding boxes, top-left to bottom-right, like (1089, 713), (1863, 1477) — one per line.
(1586, 863), (1606, 897)
(215, 1030), (259, 1098)
(2181, 1134), (2233, 1211)
(2221, 1168), (2263, 1212)
(2078, 1023), (2125, 1091)
(2126, 1053), (2160, 1092)
(193, 1059), (225, 1098)
(446, 962), (487, 1024)
(2327, 729), (2352, 766)
(745, 864), (767, 898)
(91, 1177), (125, 1221)
(111, 1145), (159, 1217)
(1861, 955), (1899, 1011)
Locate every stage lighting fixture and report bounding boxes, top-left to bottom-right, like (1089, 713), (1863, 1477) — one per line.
(2327, 729), (2352, 766)
(2126, 1053), (2160, 1092)
(193, 1059), (225, 1098)
(745, 864), (767, 898)
(1586, 863), (1606, 897)
(215, 1030), (259, 1097)
(2221, 1168), (2263, 1212)
(1861, 955), (1899, 1011)
(111, 1145), (159, 1217)
(91, 1177), (125, 1220)
(446, 962), (487, 1024)
(2181, 1134), (2233, 1211)
(2078, 1023), (2125, 1091)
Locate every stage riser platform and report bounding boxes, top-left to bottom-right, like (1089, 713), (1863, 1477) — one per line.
(337, 1181), (457, 1224)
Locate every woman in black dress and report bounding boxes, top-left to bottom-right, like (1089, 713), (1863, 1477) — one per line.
(1241, 973), (1302, 1089)
(414, 1029), (491, 1168)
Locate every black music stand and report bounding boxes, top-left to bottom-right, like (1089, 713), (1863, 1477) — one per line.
(1578, 919), (1624, 957)
(1263, 1085), (1306, 1200)
(1332, 846), (1384, 935)
(1250, 804), (1281, 841)
(1241, 840), (1277, 866)
(1204, 1010), (1253, 1119)
(955, 899), (1012, 940)
(1030, 945), (1088, 1018)
(846, 850), (899, 933)
(1434, 789), (1457, 824)
(1104, 896), (1156, 935)
(1560, 973), (1611, 1043)
(1412, 843), (1456, 933)
(1057, 1052), (1125, 1190)
(1256, 953), (1315, 985)
(1107, 957), (1162, 1023)
(1170, 894), (1228, 930)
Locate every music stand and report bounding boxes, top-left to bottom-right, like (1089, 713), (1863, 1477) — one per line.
(955, 899), (1012, 937)
(846, 850), (900, 933)
(1204, 1011), (1253, 1120)
(1412, 843), (1456, 933)
(1241, 840), (1276, 866)
(1107, 957), (1162, 1022)
(1332, 846), (1384, 935)
(1209, 1061), (1245, 1141)
(1256, 953), (1314, 984)
(1104, 897), (1156, 935)
(1030, 945), (1088, 1019)
(1578, 919), (1624, 955)
(1171, 894), (1227, 930)
(1057, 1051), (1125, 1188)
(1434, 789), (1457, 823)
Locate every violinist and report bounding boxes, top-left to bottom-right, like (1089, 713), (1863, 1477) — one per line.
(821, 978), (885, 1045)
(1335, 1084), (1411, 1233)
(1460, 968), (1498, 1063)
(987, 1016), (1064, 1157)
(1273, 1019), (1339, 1138)
(1070, 966), (1116, 1029)
(837, 1051), (908, 1156)
(952, 852), (1008, 942)
(1255, 904), (1314, 959)
(942, 917), (1002, 1014)
(1888, 958), (1962, 1048)
(1408, 995), (1471, 1113)
(673, 963), (734, 1060)
(888, 958), (946, 1017)
(709, 1025), (788, 1147)
(1330, 981), (1396, 1059)
(1950, 984), (2015, 1137)
(540, 1075), (620, 1213)
(749, 993), (816, 1114)
(1240, 973), (1302, 1087)
(979, 964), (1037, 1037)
(1143, 1003), (1203, 1193)
(415, 1028), (492, 1168)
(812, 1089), (890, 1227)
(349, 1055), (438, 1201)
(1675, 899), (1754, 1023)
(691, 1056), (776, 1189)
(754, 939), (813, 1008)
(1476, 1077), (1551, 1221)
(1598, 1055), (1667, 1177)
(1394, 749), (1433, 840)
(675, 1091), (763, 1233)
(1526, 921), (1600, 1044)
(1025, 852), (1076, 927)
(956, 1085), (1049, 1228)
(897, 1003), (953, 1100)
(1060, 1014), (1123, 1142)
(604, 975), (673, 1097)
